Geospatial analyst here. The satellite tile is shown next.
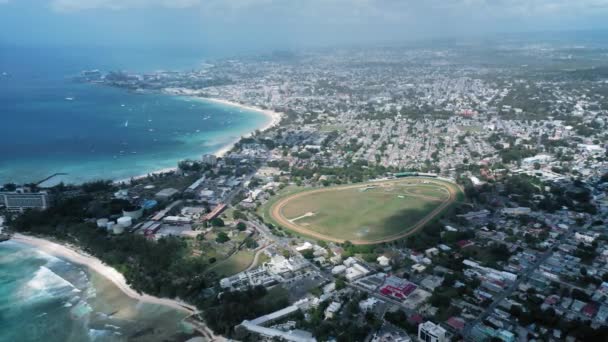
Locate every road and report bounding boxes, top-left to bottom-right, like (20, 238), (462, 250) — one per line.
(462, 227), (577, 339)
(245, 243), (273, 272)
(247, 215), (328, 279)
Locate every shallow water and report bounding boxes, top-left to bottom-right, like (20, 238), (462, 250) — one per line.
(0, 241), (191, 342)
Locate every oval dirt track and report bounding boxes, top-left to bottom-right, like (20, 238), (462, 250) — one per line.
(269, 178), (460, 245)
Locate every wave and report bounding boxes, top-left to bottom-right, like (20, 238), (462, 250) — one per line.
(0, 241), (69, 268)
(18, 266), (78, 303)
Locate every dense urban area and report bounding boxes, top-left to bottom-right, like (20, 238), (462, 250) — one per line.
(2, 39), (608, 342)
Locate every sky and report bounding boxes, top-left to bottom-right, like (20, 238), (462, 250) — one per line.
(1, 0), (608, 51)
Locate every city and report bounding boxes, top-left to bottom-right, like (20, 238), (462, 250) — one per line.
(2, 39), (608, 342)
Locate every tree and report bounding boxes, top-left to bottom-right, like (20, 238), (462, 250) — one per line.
(233, 210), (247, 221)
(210, 217), (225, 227)
(301, 249), (314, 259)
(335, 277), (346, 290)
(2, 183), (17, 191)
(216, 232), (230, 243)
(244, 237), (258, 249)
(236, 222), (247, 231)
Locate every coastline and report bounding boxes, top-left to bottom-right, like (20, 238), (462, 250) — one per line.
(114, 96), (283, 184)
(11, 233), (196, 314)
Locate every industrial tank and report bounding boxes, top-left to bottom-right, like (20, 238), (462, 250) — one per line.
(96, 218), (109, 228)
(122, 205), (144, 220)
(117, 216), (133, 228)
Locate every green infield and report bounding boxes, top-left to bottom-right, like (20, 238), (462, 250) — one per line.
(268, 178), (461, 244)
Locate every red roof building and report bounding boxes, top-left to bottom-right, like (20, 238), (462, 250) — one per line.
(457, 240), (474, 249)
(582, 303), (598, 318)
(379, 276), (418, 300)
(447, 317), (466, 331)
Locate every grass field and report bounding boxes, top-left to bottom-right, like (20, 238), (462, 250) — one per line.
(267, 178), (461, 244)
(207, 250), (255, 277)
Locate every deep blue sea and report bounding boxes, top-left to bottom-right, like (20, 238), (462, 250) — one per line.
(0, 46), (269, 185)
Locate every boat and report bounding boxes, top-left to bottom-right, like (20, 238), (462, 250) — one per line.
(65, 97), (74, 101)
(124, 120), (129, 128)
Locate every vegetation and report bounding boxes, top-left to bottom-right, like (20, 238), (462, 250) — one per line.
(203, 286), (289, 336)
(11, 196), (209, 300)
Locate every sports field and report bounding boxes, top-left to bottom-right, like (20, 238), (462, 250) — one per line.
(268, 178), (461, 244)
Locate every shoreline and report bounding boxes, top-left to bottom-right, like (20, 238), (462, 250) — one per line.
(10, 233), (196, 314)
(114, 96), (283, 185)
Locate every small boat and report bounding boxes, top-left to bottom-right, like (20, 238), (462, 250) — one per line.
(65, 97), (74, 101)
(124, 120), (129, 128)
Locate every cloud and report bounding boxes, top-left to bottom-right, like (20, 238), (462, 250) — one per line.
(51, 0), (201, 12)
(47, 0), (608, 19)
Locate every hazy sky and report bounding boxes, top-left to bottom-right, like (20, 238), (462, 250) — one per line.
(1, 0), (607, 50)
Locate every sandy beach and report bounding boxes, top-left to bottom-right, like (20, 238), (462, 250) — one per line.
(11, 233), (196, 314)
(114, 96), (283, 185)
(200, 97), (283, 133)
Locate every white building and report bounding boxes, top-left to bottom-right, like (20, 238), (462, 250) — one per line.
(324, 302), (342, 319)
(202, 154), (217, 166)
(359, 297), (379, 312)
(0, 188), (52, 212)
(418, 321), (448, 342)
(377, 255), (391, 266)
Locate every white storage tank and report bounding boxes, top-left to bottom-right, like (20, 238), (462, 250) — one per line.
(96, 218), (109, 228)
(117, 216), (133, 228)
(122, 206), (144, 220)
(106, 221), (116, 231)
(113, 225), (125, 235)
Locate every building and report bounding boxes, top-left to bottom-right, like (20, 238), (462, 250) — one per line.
(240, 305), (316, 342)
(501, 207), (531, 216)
(155, 188), (179, 201)
(380, 276), (418, 300)
(324, 302), (342, 319)
(418, 321), (448, 342)
(201, 154), (217, 166)
(0, 188), (52, 212)
(377, 255), (391, 266)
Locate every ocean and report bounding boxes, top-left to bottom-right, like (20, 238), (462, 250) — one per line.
(0, 241), (191, 342)
(0, 46), (270, 185)
(0, 45), (264, 341)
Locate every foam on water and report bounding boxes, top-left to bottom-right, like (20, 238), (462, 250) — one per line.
(19, 266), (77, 303)
(1, 241), (189, 342)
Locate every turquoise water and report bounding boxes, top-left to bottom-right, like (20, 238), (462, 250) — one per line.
(0, 241), (191, 342)
(0, 46), (269, 185)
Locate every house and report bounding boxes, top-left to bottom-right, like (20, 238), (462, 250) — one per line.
(425, 248), (439, 258)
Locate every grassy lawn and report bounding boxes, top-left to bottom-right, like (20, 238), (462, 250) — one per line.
(207, 249), (255, 278)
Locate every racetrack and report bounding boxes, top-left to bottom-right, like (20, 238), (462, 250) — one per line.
(269, 178), (460, 245)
